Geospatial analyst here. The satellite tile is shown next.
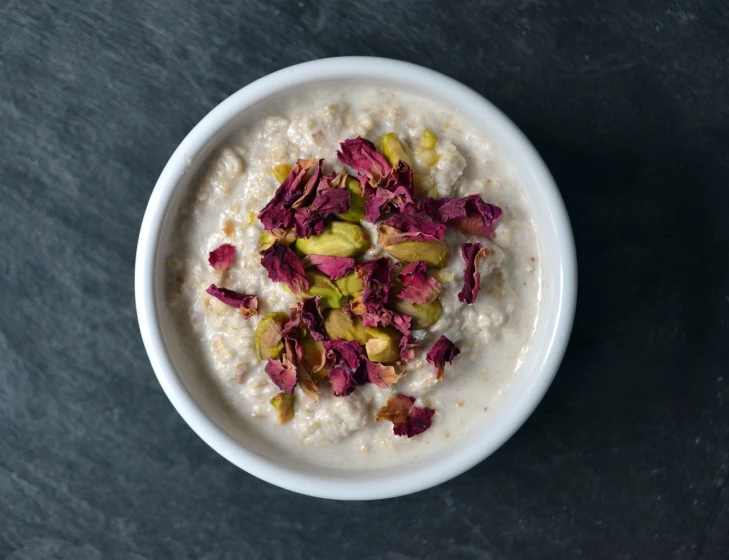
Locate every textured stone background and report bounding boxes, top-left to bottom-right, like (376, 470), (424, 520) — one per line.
(1, 1), (728, 558)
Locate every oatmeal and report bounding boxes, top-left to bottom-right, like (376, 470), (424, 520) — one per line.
(166, 87), (540, 469)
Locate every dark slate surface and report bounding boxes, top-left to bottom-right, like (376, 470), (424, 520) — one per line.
(1, 1), (728, 558)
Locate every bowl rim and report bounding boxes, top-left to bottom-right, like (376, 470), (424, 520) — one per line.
(135, 56), (577, 500)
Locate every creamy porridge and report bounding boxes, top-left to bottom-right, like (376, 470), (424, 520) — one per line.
(166, 86), (540, 469)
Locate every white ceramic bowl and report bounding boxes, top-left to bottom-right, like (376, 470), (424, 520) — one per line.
(135, 57), (577, 500)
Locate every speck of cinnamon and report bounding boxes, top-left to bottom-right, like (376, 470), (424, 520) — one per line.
(456, 400), (465, 407)
(487, 178), (492, 184)
(223, 220), (235, 236)
(176, 276), (184, 284)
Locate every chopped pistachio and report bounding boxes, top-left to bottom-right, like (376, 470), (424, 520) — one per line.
(433, 270), (455, 283)
(334, 272), (363, 297)
(384, 240), (450, 268)
(272, 163), (292, 183)
(336, 178), (366, 223)
(391, 298), (443, 330)
(283, 270), (346, 308)
(364, 326), (401, 363)
(295, 221), (370, 258)
(323, 308), (369, 344)
(254, 312), (288, 360)
(381, 132), (413, 167)
(304, 270), (346, 308)
(345, 176), (363, 196)
(259, 230), (295, 250)
(420, 129), (437, 150)
(270, 392), (294, 424)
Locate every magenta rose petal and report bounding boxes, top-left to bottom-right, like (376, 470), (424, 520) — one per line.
(259, 241), (310, 295)
(425, 335), (461, 380)
(208, 244), (236, 271)
(397, 261), (441, 305)
(265, 358), (297, 394)
(300, 255), (355, 281)
(206, 284), (259, 316)
(376, 394), (435, 438)
(364, 359), (401, 389)
(323, 339), (366, 396)
(377, 214), (446, 246)
(336, 137), (391, 188)
(301, 296), (327, 341)
(401, 406), (435, 437)
(422, 194), (502, 238)
(458, 242), (489, 304)
(258, 157), (317, 231)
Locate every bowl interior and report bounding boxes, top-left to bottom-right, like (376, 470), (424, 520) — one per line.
(143, 63), (574, 498)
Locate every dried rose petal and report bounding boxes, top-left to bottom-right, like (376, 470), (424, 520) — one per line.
(364, 185), (416, 223)
(291, 159), (323, 210)
(397, 406), (435, 438)
(389, 312), (418, 362)
(281, 302), (304, 339)
(426, 335), (461, 380)
(208, 244), (236, 271)
(312, 187), (350, 215)
(206, 285), (259, 316)
(294, 187), (351, 238)
(421, 194), (503, 238)
(397, 261), (441, 305)
(293, 207), (326, 239)
(323, 339), (366, 396)
(382, 160), (415, 196)
(376, 394), (415, 424)
(258, 157), (317, 231)
(323, 339), (363, 370)
(328, 366), (356, 397)
(300, 255), (355, 281)
(349, 258), (394, 328)
(265, 358), (297, 394)
(301, 296), (326, 341)
(284, 337), (318, 401)
(259, 241), (309, 295)
(356, 258), (393, 312)
(376, 394), (435, 438)
(336, 137), (391, 188)
(377, 214), (446, 246)
(364, 359), (401, 388)
(458, 242), (489, 304)
(362, 161), (416, 223)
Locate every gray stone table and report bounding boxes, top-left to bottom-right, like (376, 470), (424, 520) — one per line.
(1, 1), (728, 558)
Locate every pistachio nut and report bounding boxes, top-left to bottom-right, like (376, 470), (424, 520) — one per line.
(381, 132), (413, 167)
(384, 240), (450, 268)
(259, 230), (295, 250)
(272, 163), (292, 183)
(270, 392), (294, 424)
(301, 336), (329, 382)
(336, 192), (366, 223)
(334, 272), (363, 297)
(323, 308), (369, 344)
(364, 326), (402, 363)
(295, 221), (370, 258)
(254, 312), (288, 360)
(283, 270), (346, 309)
(391, 297), (443, 330)
(420, 129), (437, 150)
